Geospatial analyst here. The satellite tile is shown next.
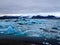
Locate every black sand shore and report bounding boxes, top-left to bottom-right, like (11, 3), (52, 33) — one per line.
(0, 35), (59, 45)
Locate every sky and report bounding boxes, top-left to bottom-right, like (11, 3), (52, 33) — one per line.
(0, 0), (60, 16)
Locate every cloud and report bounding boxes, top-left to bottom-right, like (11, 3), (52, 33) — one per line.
(0, 0), (60, 14)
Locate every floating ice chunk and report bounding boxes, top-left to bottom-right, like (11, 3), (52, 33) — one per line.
(27, 34), (40, 37)
(0, 32), (4, 33)
(6, 26), (16, 34)
(43, 42), (49, 45)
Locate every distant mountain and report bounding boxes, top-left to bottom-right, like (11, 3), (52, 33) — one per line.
(0, 15), (60, 19)
(0, 16), (20, 19)
(31, 15), (60, 19)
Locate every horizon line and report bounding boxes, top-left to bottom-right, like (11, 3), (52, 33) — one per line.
(0, 12), (60, 17)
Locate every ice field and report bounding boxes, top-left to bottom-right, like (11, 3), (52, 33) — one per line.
(0, 18), (60, 45)
(0, 18), (60, 38)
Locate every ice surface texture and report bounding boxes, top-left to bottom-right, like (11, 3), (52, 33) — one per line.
(0, 18), (60, 39)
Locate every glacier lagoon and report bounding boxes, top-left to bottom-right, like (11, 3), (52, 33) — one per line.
(0, 18), (60, 38)
(0, 18), (60, 45)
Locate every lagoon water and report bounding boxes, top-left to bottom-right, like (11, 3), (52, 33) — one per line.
(0, 18), (60, 45)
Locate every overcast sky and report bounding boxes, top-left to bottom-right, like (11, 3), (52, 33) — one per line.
(0, 0), (60, 16)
